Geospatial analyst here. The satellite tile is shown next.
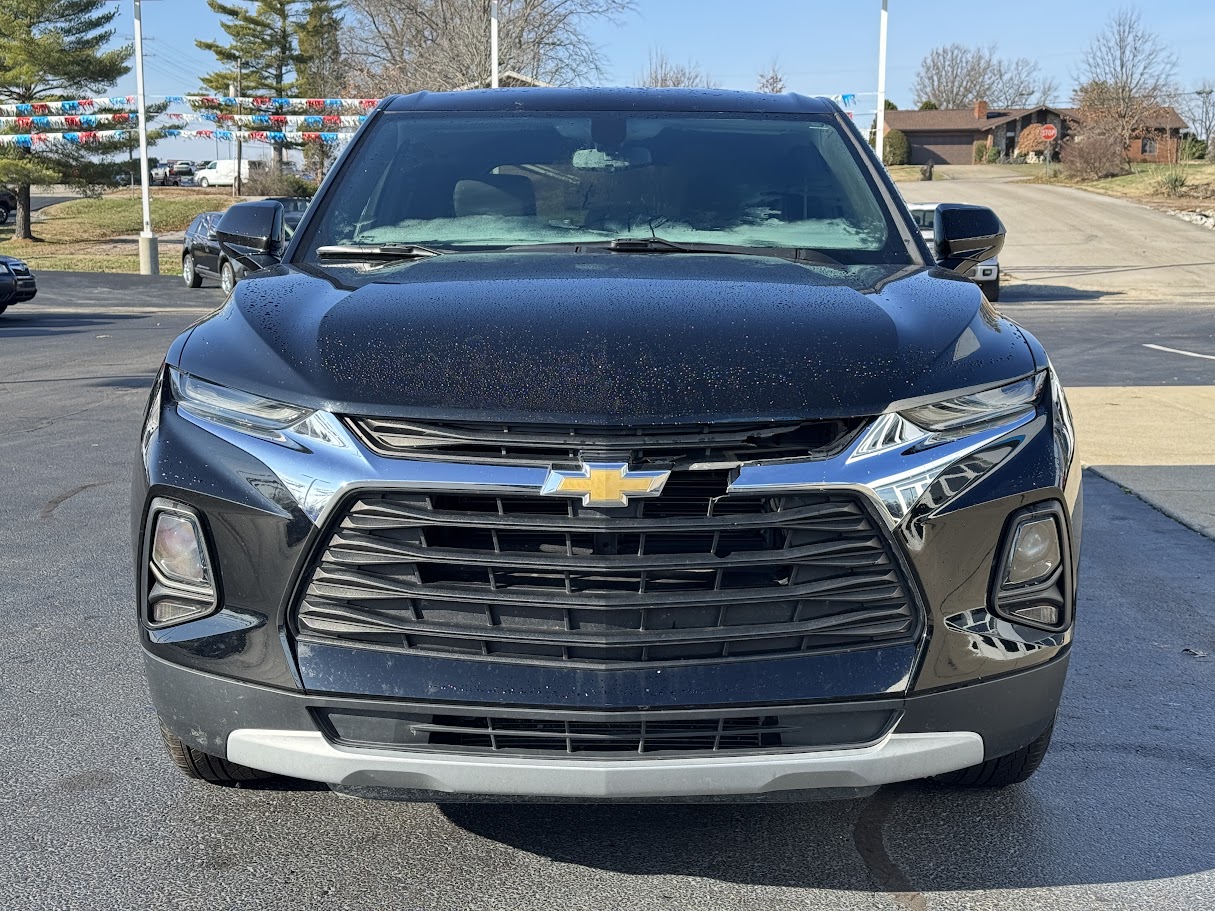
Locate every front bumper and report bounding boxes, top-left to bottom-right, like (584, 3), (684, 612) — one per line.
(969, 259), (999, 283)
(147, 650), (1068, 797)
(230, 729), (983, 797)
(136, 362), (1080, 796)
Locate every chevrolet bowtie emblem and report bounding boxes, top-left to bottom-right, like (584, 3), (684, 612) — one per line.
(541, 462), (671, 508)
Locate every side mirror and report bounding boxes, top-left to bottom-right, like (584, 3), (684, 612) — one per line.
(933, 204), (1005, 275)
(216, 200), (286, 272)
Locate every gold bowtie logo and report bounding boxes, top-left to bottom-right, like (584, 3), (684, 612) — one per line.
(541, 462), (671, 508)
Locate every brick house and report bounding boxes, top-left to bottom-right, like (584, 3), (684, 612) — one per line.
(883, 101), (1187, 165)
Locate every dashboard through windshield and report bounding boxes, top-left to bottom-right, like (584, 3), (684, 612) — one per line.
(295, 110), (913, 267)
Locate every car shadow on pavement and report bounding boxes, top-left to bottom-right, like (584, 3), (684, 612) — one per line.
(1000, 283), (1122, 304)
(0, 311), (146, 339)
(438, 764), (1211, 893)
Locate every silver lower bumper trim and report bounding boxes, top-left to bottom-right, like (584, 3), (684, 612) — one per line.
(226, 729), (984, 798)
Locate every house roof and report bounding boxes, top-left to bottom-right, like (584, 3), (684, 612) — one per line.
(886, 104), (1188, 133)
(883, 108), (1028, 133)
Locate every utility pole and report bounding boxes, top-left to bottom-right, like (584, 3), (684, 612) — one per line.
(133, 0), (158, 275)
(490, 0), (499, 88)
(875, 0), (889, 163)
(233, 54), (243, 197)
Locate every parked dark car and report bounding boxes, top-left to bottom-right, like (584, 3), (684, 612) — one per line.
(0, 187), (16, 223)
(180, 211), (226, 289)
(138, 89), (1080, 800)
(215, 197), (311, 292)
(0, 254), (37, 314)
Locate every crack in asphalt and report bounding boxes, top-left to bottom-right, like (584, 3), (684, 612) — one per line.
(40, 481), (113, 519)
(853, 789), (927, 910)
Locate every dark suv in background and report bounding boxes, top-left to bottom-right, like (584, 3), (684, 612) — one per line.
(0, 187), (16, 223)
(181, 212), (225, 289)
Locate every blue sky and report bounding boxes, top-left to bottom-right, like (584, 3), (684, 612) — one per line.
(109, 0), (1213, 160)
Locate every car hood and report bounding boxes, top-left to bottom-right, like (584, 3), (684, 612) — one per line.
(176, 253), (1033, 423)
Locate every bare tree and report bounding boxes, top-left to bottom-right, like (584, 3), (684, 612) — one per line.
(637, 48), (718, 89)
(756, 59), (786, 94)
(1176, 80), (1215, 147)
(913, 43), (1055, 109)
(1074, 8), (1177, 149)
(343, 0), (632, 94)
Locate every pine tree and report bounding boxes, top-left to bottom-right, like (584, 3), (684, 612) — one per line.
(0, 0), (132, 239)
(296, 0), (344, 180)
(197, 0), (304, 174)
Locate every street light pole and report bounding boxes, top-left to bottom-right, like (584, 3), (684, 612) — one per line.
(490, 0), (499, 88)
(133, 0), (158, 275)
(875, 0), (888, 164)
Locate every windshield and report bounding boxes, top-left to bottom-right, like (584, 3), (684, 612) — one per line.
(296, 111), (911, 266)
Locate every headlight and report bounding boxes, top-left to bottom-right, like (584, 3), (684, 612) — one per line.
(900, 373), (1044, 435)
(168, 368), (313, 439)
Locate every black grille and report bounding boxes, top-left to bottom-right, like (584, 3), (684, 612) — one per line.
(345, 417), (863, 467)
(313, 704), (900, 757)
(424, 714), (784, 753)
(295, 471), (920, 666)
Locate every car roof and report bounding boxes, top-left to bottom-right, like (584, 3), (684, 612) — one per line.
(382, 87), (839, 115)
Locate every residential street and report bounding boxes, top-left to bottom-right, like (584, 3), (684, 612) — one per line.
(898, 173), (1215, 301)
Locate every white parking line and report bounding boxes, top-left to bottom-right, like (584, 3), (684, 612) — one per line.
(1142, 343), (1215, 362)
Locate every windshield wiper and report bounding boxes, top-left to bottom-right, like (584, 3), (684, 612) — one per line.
(316, 243), (444, 260)
(606, 237), (847, 269)
(608, 236), (694, 253)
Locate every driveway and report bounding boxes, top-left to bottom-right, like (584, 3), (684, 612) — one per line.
(897, 177), (1215, 301)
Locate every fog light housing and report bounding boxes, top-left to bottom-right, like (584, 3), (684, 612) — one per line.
(152, 513), (208, 584)
(1004, 516), (1062, 586)
(990, 502), (1072, 632)
(144, 499), (217, 628)
(1008, 604), (1061, 626)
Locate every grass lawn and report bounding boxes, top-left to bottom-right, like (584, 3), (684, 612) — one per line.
(1064, 161), (1215, 204)
(0, 189), (235, 274)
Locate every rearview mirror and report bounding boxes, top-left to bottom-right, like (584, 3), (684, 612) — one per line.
(215, 200), (286, 272)
(933, 204), (1005, 275)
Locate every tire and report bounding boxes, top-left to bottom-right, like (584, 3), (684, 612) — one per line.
(157, 718), (274, 785)
(932, 717), (1055, 788)
(0, 303), (8, 316)
(0, 203), (9, 223)
(980, 279), (1000, 302)
(220, 260), (236, 295)
(182, 252), (202, 288)
(199, 177), (210, 188)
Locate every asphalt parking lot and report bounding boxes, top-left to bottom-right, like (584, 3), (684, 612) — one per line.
(2, 206), (1214, 908)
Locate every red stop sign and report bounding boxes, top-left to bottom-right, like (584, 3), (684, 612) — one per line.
(1041, 124), (1058, 141)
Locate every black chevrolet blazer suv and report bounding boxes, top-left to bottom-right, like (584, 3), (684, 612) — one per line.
(135, 88), (1080, 800)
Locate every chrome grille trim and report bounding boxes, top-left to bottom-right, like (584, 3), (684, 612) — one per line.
(345, 416), (864, 467)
